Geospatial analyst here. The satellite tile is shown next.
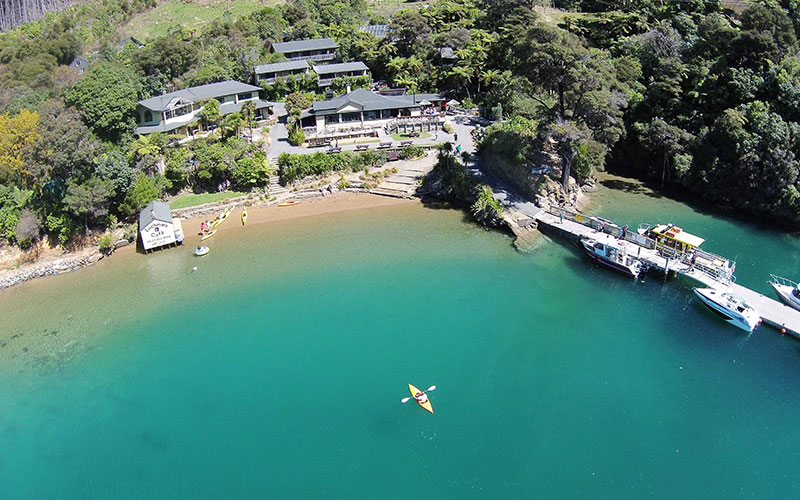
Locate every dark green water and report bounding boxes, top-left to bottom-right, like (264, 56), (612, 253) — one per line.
(2, 181), (800, 499)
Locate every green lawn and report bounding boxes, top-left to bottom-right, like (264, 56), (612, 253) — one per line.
(170, 191), (247, 210)
(391, 131), (431, 141)
(121, 0), (278, 41)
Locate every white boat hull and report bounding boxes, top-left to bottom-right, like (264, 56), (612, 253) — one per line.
(769, 282), (800, 312)
(693, 287), (760, 332)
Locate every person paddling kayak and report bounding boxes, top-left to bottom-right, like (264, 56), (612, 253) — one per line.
(414, 391), (428, 403)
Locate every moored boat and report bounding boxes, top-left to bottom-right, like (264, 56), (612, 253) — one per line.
(408, 383), (433, 414)
(581, 237), (643, 278)
(693, 287), (760, 332)
(194, 246), (210, 256)
(768, 274), (800, 311)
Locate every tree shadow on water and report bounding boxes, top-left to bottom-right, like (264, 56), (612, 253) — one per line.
(599, 178), (663, 198)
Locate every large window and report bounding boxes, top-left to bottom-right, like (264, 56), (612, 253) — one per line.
(363, 110), (379, 121)
(325, 114), (340, 124)
(238, 92), (253, 101)
(144, 110), (153, 122)
(341, 112), (361, 122)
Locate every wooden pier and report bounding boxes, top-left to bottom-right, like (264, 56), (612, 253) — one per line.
(534, 210), (800, 338)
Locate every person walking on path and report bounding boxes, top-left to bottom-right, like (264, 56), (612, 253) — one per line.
(454, 132), (458, 143)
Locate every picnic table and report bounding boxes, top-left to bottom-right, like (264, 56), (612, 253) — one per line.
(327, 146), (342, 154)
(400, 140), (413, 146)
(378, 141), (392, 149)
(355, 144), (369, 151)
(387, 151), (400, 161)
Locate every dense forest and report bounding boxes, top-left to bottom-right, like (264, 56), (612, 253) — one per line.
(1, 0), (800, 253)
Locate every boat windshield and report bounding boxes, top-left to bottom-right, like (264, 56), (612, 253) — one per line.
(793, 287), (800, 300)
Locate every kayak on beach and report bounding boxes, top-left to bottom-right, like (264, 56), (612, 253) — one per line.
(241, 206), (248, 225)
(402, 383), (435, 414)
(200, 229), (217, 241)
(277, 200), (301, 207)
(210, 206), (233, 228)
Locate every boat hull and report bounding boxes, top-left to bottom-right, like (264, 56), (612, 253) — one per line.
(408, 383), (433, 414)
(770, 282), (800, 312)
(581, 240), (641, 278)
(693, 287), (760, 332)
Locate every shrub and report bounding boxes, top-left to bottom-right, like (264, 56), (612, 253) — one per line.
(14, 209), (40, 248)
(123, 223), (137, 242)
(278, 152), (353, 184)
(442, 122), (454, 134)
(400, 145), (425, 160)
(232, 153), (270, 189)
(97, 233), (115, 254)
(46, 213), (77, 245)
(337, 173), (351, 189)
(288, 127), (305, 146)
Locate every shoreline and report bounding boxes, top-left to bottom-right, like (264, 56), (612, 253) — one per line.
(0, 192), (419, 293)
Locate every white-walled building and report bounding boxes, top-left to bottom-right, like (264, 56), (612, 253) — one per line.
(135, 81), (273, 136)
(139, 201), (183, 252)
(299, 88), (446, 135)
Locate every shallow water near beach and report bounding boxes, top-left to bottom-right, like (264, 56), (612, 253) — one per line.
(2, 183), (800, 499)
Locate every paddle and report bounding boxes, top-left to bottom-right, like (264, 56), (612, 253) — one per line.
(401, 385), (436, 404)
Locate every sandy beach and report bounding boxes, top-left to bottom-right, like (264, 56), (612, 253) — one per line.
(180, 191), (419, 246)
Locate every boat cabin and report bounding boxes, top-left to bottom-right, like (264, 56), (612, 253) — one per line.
(645, 224), (705, 254)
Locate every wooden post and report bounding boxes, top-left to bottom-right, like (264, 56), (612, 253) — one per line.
(664, 257), (670, 281)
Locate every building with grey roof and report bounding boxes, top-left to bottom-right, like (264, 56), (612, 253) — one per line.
(139, 201), (184, 252)
(70, 55), (90, 73)
(254, 60), (311, 85)
(313, 61), (370, 88)
(135, 80), (273, 136)
(299, 88), (447, 135)
(271, 38), (338, 62)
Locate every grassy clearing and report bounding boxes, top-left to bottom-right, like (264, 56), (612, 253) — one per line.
(121, 0), (277, 41)
(170, 191), (248, 209)
(391, 131), (431, 140)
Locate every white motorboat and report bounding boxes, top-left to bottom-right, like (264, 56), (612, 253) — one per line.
(693, 287), (761, 332)
(581, 237), (643, 278)
(768, 274), (800, 311)
(194, 246), (210, 256)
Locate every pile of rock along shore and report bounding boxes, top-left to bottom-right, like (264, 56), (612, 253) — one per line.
(0, 247), (115, 291)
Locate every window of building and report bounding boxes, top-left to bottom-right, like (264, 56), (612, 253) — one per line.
(325, 114), (340, 124)
(144, 110), (153, 122)
(363, 110), (379, 121)
(238, 92), (253, 101)
(341, 112), (361, 122)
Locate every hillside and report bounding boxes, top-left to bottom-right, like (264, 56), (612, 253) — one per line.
(120, 0), (278, 41)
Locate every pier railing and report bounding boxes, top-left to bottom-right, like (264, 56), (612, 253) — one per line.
(546, 205), (735, 284)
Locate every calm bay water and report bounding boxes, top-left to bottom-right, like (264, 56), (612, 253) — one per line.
(2, 180), (800, 499)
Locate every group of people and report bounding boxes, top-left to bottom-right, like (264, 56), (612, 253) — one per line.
(217, 179), (231, 192)
(200, 220), (213, 235)
(319, 184), (334, 196)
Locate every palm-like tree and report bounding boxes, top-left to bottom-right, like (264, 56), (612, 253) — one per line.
(450, 65), (473, 99)
(240, 101), (257, 141)
(129, 134), (161, 162)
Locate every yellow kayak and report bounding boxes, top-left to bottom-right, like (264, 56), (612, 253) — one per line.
(241, 206), (248, 225)
(209, 206), (233, 229)
(200, 229), (217, 241)
(408, 383), (433, 414)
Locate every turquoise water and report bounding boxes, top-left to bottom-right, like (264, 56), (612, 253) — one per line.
(2, 185), (800, 499)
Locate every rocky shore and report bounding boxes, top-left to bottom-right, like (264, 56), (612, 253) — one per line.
(0, 247), (108, 291)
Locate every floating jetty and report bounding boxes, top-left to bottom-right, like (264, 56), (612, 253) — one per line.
(534, 207), (800, 338)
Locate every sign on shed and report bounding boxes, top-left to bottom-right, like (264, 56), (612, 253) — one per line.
(139, 201), (177, 251)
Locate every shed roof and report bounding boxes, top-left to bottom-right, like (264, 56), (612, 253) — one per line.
(358, 24), (389, 38)
(254, 60), (310, 74)
(139, 201), (172, 229)
(138, 81), (261, 112)
(272, 38), (338, 54)
(313, 61), (369, 75)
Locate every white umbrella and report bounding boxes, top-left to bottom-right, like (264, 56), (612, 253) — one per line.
(419, 99), (432, 106)
(447, 99), (461, 107)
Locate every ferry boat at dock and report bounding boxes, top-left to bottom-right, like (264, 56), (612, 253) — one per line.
(638, 223), (736, 283)
(768, 275), (800, 311)
(693, 287), (761, 332)
(581, 237), (643, 278)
